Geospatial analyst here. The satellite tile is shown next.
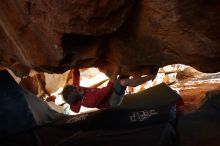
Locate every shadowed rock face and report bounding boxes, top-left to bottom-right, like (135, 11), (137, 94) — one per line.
(0, 0), (220, 76)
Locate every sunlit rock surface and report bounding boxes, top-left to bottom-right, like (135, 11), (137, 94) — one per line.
(19, 70), (70, 98)
(0, 0), (220, 76)
(173, 67), (220, 113)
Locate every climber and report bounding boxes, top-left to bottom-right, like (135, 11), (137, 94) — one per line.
(61, 67), (155, 113)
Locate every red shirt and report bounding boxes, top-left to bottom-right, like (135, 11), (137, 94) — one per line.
(70, 82), (113, 113)
(70, 69), (114, 113)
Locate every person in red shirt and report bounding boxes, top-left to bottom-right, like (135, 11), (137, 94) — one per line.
(62, 68), (155, 113)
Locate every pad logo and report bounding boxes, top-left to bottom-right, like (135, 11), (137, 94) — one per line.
(130, 109), (158, 122)
(66, 114), (89, 123)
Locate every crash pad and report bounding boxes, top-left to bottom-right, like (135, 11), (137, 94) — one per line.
(0, 70), (179, 146)
(1, 106), (177, 146)
(0, 70), (62, 138)
(119, 82), (181, 109)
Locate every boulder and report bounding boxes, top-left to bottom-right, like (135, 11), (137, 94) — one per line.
(0, 0), (220, 76)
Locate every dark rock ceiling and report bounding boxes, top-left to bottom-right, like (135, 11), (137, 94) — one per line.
(0, 0), (220, 76)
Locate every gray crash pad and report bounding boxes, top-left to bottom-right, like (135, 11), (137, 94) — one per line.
(119, 82), (181, 109)
(0, 70), (63, 138)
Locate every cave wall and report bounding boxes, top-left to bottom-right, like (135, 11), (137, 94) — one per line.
(0, 0), (220, 76)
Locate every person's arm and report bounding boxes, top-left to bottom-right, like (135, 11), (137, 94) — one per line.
(119, 74), (155, 87)
(82, 66), (118, 108)
(82, 82), (114, 108)
(109, 65), (119, 83)
(72, 69), (80, 86)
